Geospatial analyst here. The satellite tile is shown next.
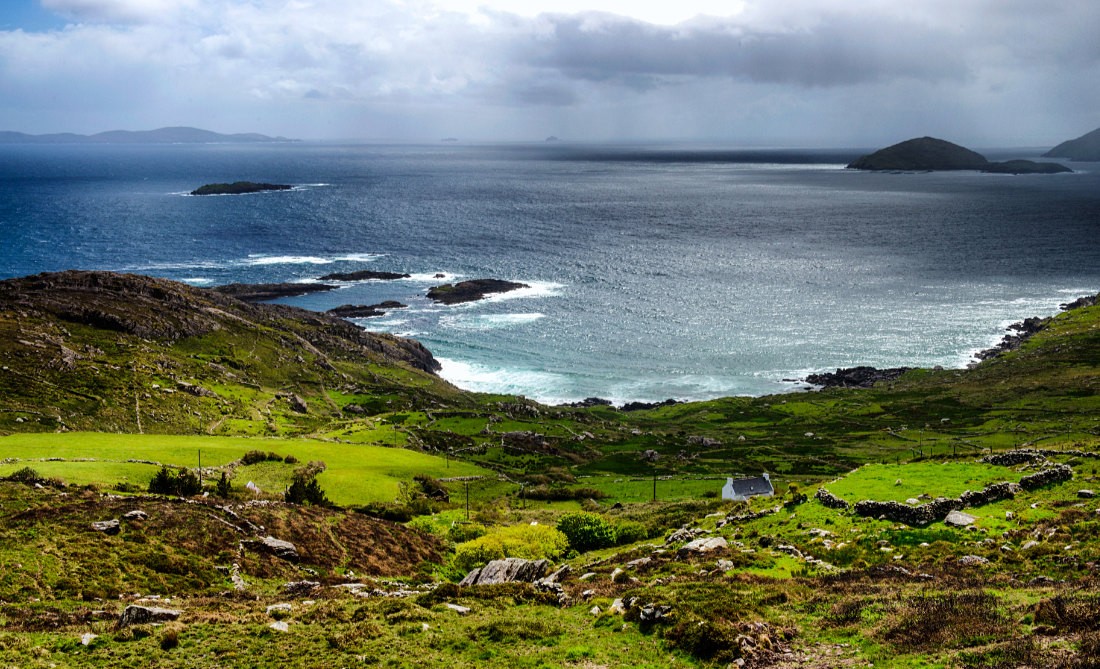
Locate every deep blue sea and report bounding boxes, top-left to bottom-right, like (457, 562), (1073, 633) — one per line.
(1, 142), (1097, 404)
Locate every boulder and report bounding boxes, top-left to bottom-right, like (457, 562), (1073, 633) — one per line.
(284, 581), (320, 596)
(243, 536), (299, 562)
(1078, 490), (1096, 499)
(459, 558), (551, 586)
(118, 604), (181, 627)
(678, 536), (728, 556)
(91, 519), (120, 535)
(122, 510), (148, 521)
(945, 510), (976, 527)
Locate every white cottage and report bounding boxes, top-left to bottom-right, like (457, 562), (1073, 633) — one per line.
(721, 473), (774, 501)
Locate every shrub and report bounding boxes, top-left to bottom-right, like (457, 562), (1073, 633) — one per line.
(557, 512), (616, 552)
(214, 472), (232, 498)
(148, 465), (202, 497)
(414, 474), (449, 502)
(356, 502), (413, 522)
(613, 520), (649, 545)
(284, 473), (329, 506)
(6, 467), (42, 483)
(452, 524), (569, 573)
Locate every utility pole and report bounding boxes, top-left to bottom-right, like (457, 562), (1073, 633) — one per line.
(197, 450), (202, 488)
(652, 471), (657, 502)
(465, 480), (470, 521)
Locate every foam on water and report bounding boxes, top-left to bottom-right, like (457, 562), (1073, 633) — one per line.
(437, 357), (573, 404)
(441, 313), (546, 331)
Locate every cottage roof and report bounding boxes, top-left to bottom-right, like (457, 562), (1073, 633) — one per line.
(725, 475), (773, 497)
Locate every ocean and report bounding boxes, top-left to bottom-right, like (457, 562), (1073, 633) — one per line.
(1, 142), (1097, 404)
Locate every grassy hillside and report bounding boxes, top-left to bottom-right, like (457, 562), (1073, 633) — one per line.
(0, 272), (1099, 667)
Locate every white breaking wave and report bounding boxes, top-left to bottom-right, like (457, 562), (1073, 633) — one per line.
(441, 313), (545, 331)
(482, 280), (565, 302)
(180, 277), (214, 286)
(437, 358), (572, 404)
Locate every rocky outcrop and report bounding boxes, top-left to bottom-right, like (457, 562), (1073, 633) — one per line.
(243, 536), (299, 562)
(211, 282), (336, 302)
(1043, 126), (1100, 161)
(91, 519), (120, 535)
(327, 301), (407, 318)
(426, 279), (529, 305)
(318, 270), (411, 281)
(190, 182), (292, 196)
(459, 558), (551, 586)
(805, 366), (911, 389)
(118, 605), (181, 627)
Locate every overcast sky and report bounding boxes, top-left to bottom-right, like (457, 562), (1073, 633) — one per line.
(0, 0), (1097, 145)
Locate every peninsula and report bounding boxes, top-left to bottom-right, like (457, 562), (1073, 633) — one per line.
(1043, 125), (1100, 161)
(0, 126), (293, 144)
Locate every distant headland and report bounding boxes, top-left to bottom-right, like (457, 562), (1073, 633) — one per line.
(0, 126), (295, 145)
(1043, 126), (1100, 162)
(848, 137), (1071, 174)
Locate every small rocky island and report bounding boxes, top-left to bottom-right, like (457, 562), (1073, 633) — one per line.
(848, 137), (1071, 174)
(426, 279), (529, 305)
(211, 282), (336, 302)
(318, 270), (411, 281)
(190, 181), (293, 196)
(327, 301), (408, 318)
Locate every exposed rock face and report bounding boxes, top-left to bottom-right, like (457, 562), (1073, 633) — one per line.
(459, 557), (551, 586)
(1043, 126), (1100, 161)
(118, 605), (181, 627)
(805, 366), (911, 389)
(243, 536), (299, 562)
(91, 519), (120, 534)
(0, 271), (441, 374)
(677, 536), (728, 556)
(190, 181), (292, 196)
(318, 270), (411, 281)
(848, 137), (989, 171)
(211, 282), (336, 302)
(426, 279), (529, 305)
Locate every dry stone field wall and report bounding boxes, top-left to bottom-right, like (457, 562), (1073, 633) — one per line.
(816, 452), (1078, 527)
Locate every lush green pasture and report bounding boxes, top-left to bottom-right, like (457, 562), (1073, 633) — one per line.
(575, 475), (726, 504)
(824, 461), (1025, 503)
(0, 432), (491, 506)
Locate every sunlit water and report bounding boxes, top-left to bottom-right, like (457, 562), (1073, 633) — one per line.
(2, 143), (1097, 404)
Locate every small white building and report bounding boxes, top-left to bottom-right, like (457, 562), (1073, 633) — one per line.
(722, 473), (774, 501)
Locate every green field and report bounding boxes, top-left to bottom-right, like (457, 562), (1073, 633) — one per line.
(0, 432), (490, 505)
(824, 461), (1025, 502)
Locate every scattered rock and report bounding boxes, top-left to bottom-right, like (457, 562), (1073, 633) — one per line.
(284, 581), (320, 596)
(677, 537), (728, 556)
(122, 510), (148, 521)
(80, 632), (98, 646)
(1078, 490), (1096, 499)
(444, 603), (471, 615)
(958, 555), (989, 567)
(945, 510), (977, 527)
(459, 558), (551, 586)
(266, 603), (292, 616)
(269, 621), (289, 632)
(118, 604), (181, 627)
(243, 536), (299, 562)
(91, 519), (120, 535)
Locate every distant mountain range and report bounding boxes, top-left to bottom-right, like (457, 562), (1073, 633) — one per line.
(0, 126), (295, 144)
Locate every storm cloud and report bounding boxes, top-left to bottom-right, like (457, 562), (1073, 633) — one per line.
(0, 0), (1097, 144)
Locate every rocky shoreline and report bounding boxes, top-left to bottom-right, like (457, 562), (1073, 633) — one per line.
(804, 291), (1100, 390)
(210, 282), (336, 302)
(426, 278), (528, 305)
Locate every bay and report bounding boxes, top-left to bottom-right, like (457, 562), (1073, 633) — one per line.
(1, 142), (1097, 404)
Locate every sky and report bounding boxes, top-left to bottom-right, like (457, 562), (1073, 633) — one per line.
(0, 0), (1097, 145)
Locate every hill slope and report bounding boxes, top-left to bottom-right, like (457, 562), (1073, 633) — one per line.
(1043, 125), (1100, 161)
(0, 271), (464, 434)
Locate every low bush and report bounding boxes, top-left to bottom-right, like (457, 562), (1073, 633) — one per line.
(148, 465), (201, 497)
(452, 523), (569, 573)
(557, 511), (616, 552)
